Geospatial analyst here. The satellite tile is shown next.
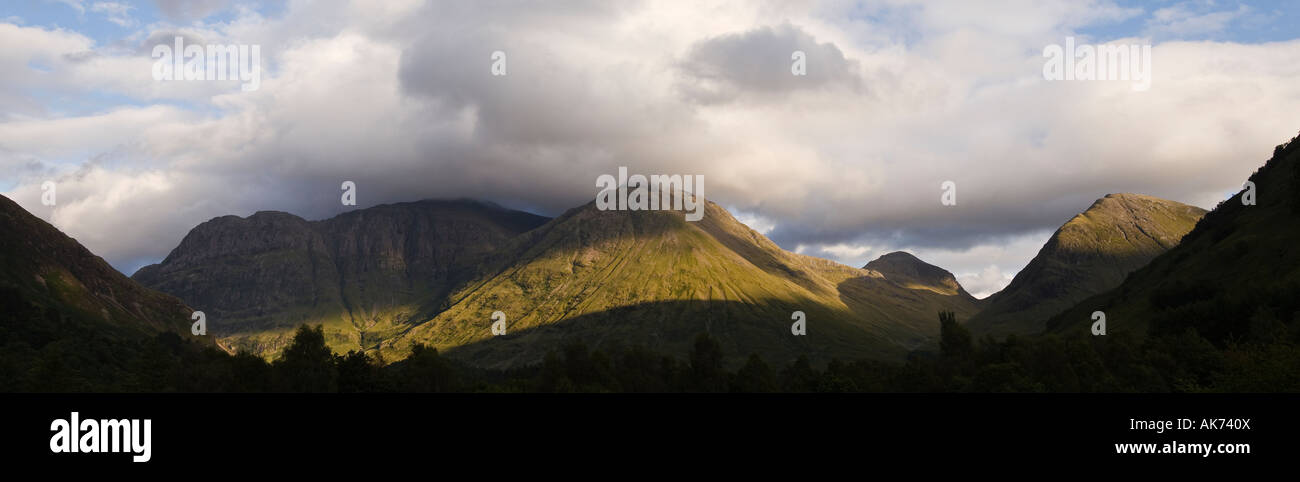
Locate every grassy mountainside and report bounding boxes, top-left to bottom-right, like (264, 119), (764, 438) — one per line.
(968, 193), (1205, 337)
(1049, 133), (1300, 344)
(132, 199), (549, 357)
(381, 199), (982, 368)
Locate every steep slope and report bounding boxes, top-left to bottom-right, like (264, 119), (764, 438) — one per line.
(132, 199), (549, 356)
(864, 251), (975, 298)
(0, 194), (210, 390)
(0, 194), (195, 336)
(1048, 132), (1300, 343)
(968, 193), (1206, 337)
(381, 199), (982, 368)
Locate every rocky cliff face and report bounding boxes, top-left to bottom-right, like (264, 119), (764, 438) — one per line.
(132, 199), (549, 354)
(134, 211), (337, 333)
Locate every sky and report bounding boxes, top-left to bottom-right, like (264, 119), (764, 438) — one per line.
(2, 0), (1298, 298)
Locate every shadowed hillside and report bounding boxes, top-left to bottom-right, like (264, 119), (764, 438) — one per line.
(0, 194), (195, 336)
(968, 193), (1205, 337)
(0, 194), (210, 391)
(1049, 133), (1300, 345)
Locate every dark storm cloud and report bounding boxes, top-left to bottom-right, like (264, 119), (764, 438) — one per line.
(676, 23), (863, 103)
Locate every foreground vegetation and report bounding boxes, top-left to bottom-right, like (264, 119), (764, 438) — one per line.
(5, 301), (1296, 392)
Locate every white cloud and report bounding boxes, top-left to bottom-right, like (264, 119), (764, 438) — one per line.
(0, 0), (1297, 284)
(730, 208), (777, 235)
(819, 243), (875, 261)
(1146, 2), (1251, 38)
(91, 2), (136, 27)
(50, 0), (86, 16)
(957, 265), (1019, 299)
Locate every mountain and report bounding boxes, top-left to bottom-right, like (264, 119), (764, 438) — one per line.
(0, 194), (207, 391)
(132, 199), (549, 356)
(967, 193), (1206, 337)
(0, 194), (194, 336)
(377, 198), (983, 368)
(1047, 133), (1300, 345)
(864, 251), (975, 298)
(138, 193), (982, 368)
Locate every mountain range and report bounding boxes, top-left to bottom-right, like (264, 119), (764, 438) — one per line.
(121, 185), (1207, 367)
(9, 133), (1293, 373)
(0, 187), (1209, 372)
(130, 195), (984, 368)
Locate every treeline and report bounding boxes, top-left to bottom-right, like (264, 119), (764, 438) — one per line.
(504, 304), (1300, 392)
(3, 286), (1297, 392)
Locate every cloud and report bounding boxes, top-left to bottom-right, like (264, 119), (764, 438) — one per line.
(676, 23), (864, 104)
(0, 0), (1298, 284)
(1146, 2), (1251, 39)
(730, 208), (777, 235)
(50, 0), (86, 16)
(957, 265), (1018, 299)
(91, 2), (136, 27)
(0, 23), (257, 119)
(152, 0), (232, 22)
(798, 242), (875, 264)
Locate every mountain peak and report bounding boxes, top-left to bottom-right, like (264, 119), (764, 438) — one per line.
(863, 251), (967, 297)
(870, 251), (922, 263)
(248, 210), (301, 220)
(1054, 193), (1207, 257)
(968, 193), (1206, 337)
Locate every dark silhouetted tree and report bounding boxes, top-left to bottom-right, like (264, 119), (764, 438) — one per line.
(615, 345), (668, 392)
(731, 353), (776, 392)
(689, 333), (726, 392)
(939, 311), (973, 362)
(336, 350), (379, 393)
(273, 325), (337, 392)
(397, 343), (458, 392)
(780, 355), (819, 392)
